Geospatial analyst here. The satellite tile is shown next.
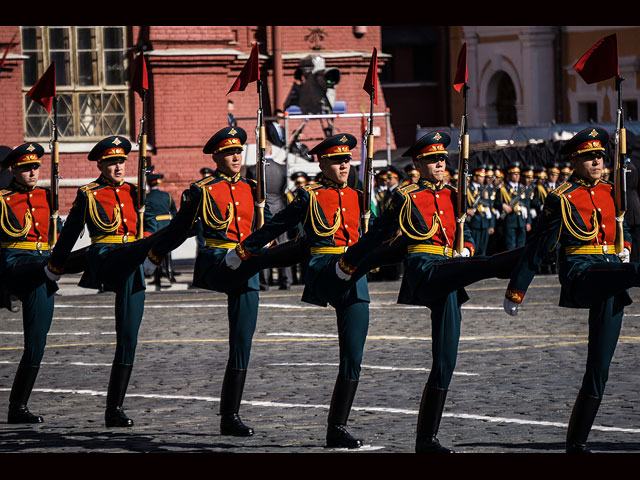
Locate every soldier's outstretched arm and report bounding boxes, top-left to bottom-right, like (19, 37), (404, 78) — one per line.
(227, 188), (309, 268)
(147, 185), (201, 263)
(504, 194), (562, 315)
(47, 190), (88, 275)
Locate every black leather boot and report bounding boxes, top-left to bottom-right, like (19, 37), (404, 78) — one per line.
(220, 367), (253, 436)
(8, 362), (43, 424)
(566, 391), (602, 453)
(326, 377), (363, 449)
(415, 385), (454, 453)
(105, 363), (134, 427)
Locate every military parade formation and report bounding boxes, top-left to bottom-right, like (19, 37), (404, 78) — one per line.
(2, 36), (639, 454)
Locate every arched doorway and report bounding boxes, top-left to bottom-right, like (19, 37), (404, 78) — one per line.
(486, 71), (518, 125)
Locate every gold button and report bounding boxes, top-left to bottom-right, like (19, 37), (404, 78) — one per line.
(240, 233), (244, 237)
(116, 189), (120, 193)
(344, 224), (348, 228)
(342, 208), (346, 211)
(598, 208), (602, 211)
(235, 202), (239, 205)
(93, 192), (97, 195)
(35, 222), (39, 226)
(348, 239), (352, 244)
(29, 194), (32, 197)
(439, 210), (444, 214)
(32, 208), (35, 211)
(124, 218), (127, 222)
(121, 203), (125, 207)
(412, 194), (416, 198)
(237, 217), (241, 221)
(591, 191), (594, 195)
(231, 186), (235, 190)
(340, 192), (344, 195)
(209, 186), (212, 190)
(436, 194), (439, 198)
(602, 224), (605, 228)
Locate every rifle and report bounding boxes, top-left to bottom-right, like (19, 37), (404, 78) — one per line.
(254, 78), (267, 229)
(136, 88), (148, 240)
(454, 84), (469, 254)
(361, 47), (378, 233)
(50, 96), (60, 246)
(499, 187), (524, 221)
(613, 74), (629, 254)
(132, 52), (149, 240)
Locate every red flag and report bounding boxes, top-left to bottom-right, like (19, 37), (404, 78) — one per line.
(453, 42), (467, 92)
(363, 47), (378, 104)
(574, 34), (619, 84)
(227, 42), (260, 94)
(132, 52), (149, 97)
(0, 31), (18, 73)
(26, 61), (56, 114)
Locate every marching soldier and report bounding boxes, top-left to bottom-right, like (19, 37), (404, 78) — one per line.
(496, 162), (531, 250)
(466, 165), (495, 255)
(1, 143), (59, 424)
(503, 127), (637, 453)
(144, 127), (296, 437)
(224, 133), (373, 449)
(143, 171), (178, 287)
(332, 131), (523, 453)
(46, 135), (172, 428)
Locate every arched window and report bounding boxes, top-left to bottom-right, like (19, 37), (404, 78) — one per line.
(486, 71), (517, 126)
(21, 26), (130, 141)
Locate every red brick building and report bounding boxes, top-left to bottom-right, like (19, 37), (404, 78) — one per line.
(0, 26), (395, 213)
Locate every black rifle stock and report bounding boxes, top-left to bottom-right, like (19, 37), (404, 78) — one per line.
(613, 74), (628, 254)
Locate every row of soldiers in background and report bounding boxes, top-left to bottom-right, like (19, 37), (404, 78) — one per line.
(368, 160), (613, 278)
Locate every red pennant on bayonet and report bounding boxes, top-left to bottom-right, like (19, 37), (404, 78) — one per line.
(227, 42), (260, 94)
(363, 47), (378, 104)
(132, 52), (149, 97)
(26, 61), (56, 114)
(453, 42), (468, 92)
(574, 34), (619, 84)
(0, 31), (17, 73)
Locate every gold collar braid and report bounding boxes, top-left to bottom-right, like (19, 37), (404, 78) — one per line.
(0, 195), (32, 238)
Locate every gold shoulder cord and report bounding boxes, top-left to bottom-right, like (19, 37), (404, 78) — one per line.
(398, 192), (440, 241)
(558, 193), (599, 242)
(548, 190), (599, 252)
(83, 186), (121, 233)
(201, 187), (234, 231)
(302, 188), (341, 237)
(0, 195), (32, 238)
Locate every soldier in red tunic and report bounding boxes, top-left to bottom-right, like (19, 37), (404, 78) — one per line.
(47, 136), (168, 428)
(146, 127), (283, 437)
(1, 143), (58, 423)
(504, 127), (638, 453)
(224, 134), (373, 448)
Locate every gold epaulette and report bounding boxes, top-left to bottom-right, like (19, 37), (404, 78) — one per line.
(194, 176), (214, 188)
(397, 183), (419, 196)
(302, 183), (323, 193)
(0, 189), (10, 197)
(550, 182), (572, 196)
(444, 183), (458, 194)
(80, 182), (100, 193)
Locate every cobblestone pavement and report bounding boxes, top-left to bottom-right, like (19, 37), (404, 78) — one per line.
(1, 264), (640, 454)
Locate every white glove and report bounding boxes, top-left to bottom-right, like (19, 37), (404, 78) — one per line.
(143, 257), (158, 276)
(618, 248), (630, 263)
(454, 247), (471, 258)
(335, 261), (352, 281)
(224, 248), (242, 270)
(503, 297), (519, 316)
(44, 265), (61, 282)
